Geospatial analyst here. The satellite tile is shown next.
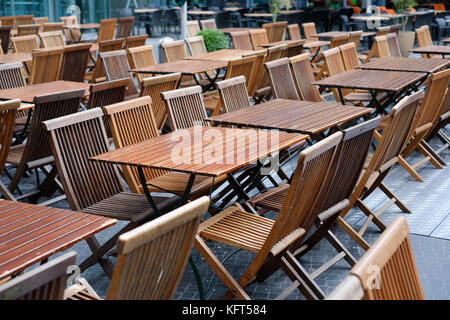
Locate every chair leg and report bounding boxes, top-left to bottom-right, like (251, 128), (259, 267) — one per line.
(83, 235), (115, 278)
(336, 217), (370, 251)
(0, 180), (16, 200)
(378, 182), (411, 213)
(417, 141), (446, 168)
(7, 161), (27, 194)
(355, 198), (387, 235)
(398, 155), (424, 182)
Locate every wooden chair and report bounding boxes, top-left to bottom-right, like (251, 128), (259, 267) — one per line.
(398, 69), (450, 182)
(0, 99), (21, 200)
(64, 197), (209, 300)
(187, 20), (201, 38)
(99, 50), (139, 98)
(200, 19), (217, 30)
(415, 26), (433, 58)
(11, 34), (39, 53)
(116, 16), (135, 39)
(230, 31), (252, 50)
(0, 40), (3, 55)
(85, 38), (124, 83)
(339, 42), (360, 71)
(249, 29), (269, 50)
(385, 32), (401, 57)
(265, 57), (300, 100)
(194, 132), (344, 300)
(389, 24), (402, 36)
(348, 30), (363, 49)
(86, 79), (128, 111)
(43, 107), (176, 277)
(327, 217), (424, 300)
(161, 40), (187, 62)
(0, 26), (12, 54)
(289, 53), (323, 102)
(59, 43), (92, 82)
(242, 49), (267, 98)
(125, 34), (148, 49)
(29, 47), (64, 85)
(17, 24), (40, 37)
(6, 89), (85, 201)
(302, 22), (319, 42)
(139, 73), (181, 130)
(287, 24), (302, 41)
(33, 17), (49, 32)
(95, 18), (117, 42)
(0, 251), (77, 300)
(313, 34), (349, 77)
(216, 75), (251, 113)
(337, 91), (423, 250)
(61, 16), (81, 44)
(43, 22), (64, 32)
(377, 26), (391, 36)
(38, 31), (65, 48)
(127, 44), (157, 83)
(185, 36), (208, 56)
(0, 17), (15, 28)
(425, 86), (450, 159)
(262, 21), (288, 43)
(16, 15), (34, 27)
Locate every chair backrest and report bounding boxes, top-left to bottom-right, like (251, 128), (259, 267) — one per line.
(323, 47), (352, 101)
(200, 19), (216, 30)
(11, 34), (39, 53)
(256, 44), (287, 91)
(0, 26), (12, 54)
(415, 26), (433, 58)
(287, 24), (302, 40)
(17, 24), (40, 36)
(265, 57), (300, 100)
(139, 73), (181, 130)
(43, 107), (125, 211)
(327, 217), (424, 300)
(29, 47), (64, 85)
(389, 24), (401, 36)
(329, 34), (349, 49)
(91, 39), (125, 83)
(187, 20), (201, 38)
(62, 17), (81, 44)
(0, 100), (20, 174)
(302, 22), (318, 41)
(161, 85), (209, 131)
(339, 42), (360, 71)
(59, 43), (92, 82)
(289, 53), (322, 102)
(0, 251), (77, 300)
(0, 62), (27, 89)
(97, 18), (117, 42)
(249, 29), (269, 50)
(224, 55), (256, 84)
(23, 89), (85, 166)
(385, 33), (401, 57)
(262, 21), (288, 42)
(377, 26), (391, 36)
(87, 79), (128, 110)
(348, 30), (363, 49)
(116, 16), (135, 39)
(375, 35), (391, 58)
(0, 17), (15, 27)
(100, 50), (138, 97)
(105, 197), (209, 300)
(38, 31), (66, 48)
(161, 40), (187, 62)
(230, 31), (252, 50)
(242, 49), (267, 97)
(16, 15), (34, 27)
(216, 76), (251, 113)
(125, 34), (148, 49)
(127, 44), (157, 83)
(43, 22), (64, 32)
(33, 17), (49, 32)
(185, 36), (207, 56)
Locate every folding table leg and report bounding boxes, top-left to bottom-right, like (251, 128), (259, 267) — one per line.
(0, 180), (15, 200)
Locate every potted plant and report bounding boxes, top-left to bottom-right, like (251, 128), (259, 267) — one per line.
(392, 0), (418, 57)
(196, 29), (228, 52)
(268, 0), (281, 22)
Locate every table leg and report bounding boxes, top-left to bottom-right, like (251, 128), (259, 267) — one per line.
(337, 88), (345, 105)
(137, 165), (164, 216)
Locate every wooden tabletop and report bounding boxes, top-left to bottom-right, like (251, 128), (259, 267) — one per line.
(0, 52), (32, 64)
(64, 23), (100, 30)
(188, 10), (217, 15)
(410, 45), (450, 55)
(90, 126), (307, 177)
(206, 99), (371, 135)
(358, 56), (450, 74)
(351, 14), (404, 21)
(244, 13), (273, 18)
(223, 7), (241, 12)
(182, 49), (258, 62)
(134, 8), (159, 13)
(442, 37), (450, 43)
(131, 59), (228, 75)
(313, 69), (427, 92)
(312, 31), (376, 38)
(219, 27), (258, 34)
(259, 39), (305, 48)
(303, 40), (332, 49)
(0, 81), (91, 103)
(0, 200), (116, 281)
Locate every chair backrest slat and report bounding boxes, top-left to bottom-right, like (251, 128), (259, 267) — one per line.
(230, 31), (252, 50)
(100, 50), (138, 97)
(289, 53), (322, 102)
(161, 40), (187, 62)
(255, 44), (287, 91)
(187, 20), (201, 38)
(216, 75), (251, 113)
(374, 35), (391, 58)
(377, 26), (391, 36)
(265, 57), (300, 100)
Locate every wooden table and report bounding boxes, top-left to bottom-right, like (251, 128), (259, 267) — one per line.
(442, 37), (450, 44)
(219, 27), (258, 34)
(64, 23), (100, 30)
(134, 8), (159, 13)
(244, 10), (302, 18)
(313, 69), (427, 116)
(0, 53), (32, 64)
(207, 99), (371, 140)
(258, 39), (306, 49)
(358, 56), (450, 74)
(312, 31), (376, 38)
(350, 14), (404, 22)
(0, 81), (91, 103)
(0, 200), (116, 281)
(410, 45), (450, 58)
(182, 49), (257, 62)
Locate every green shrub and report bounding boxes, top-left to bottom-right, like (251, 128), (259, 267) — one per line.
(195, 29), (228, 52)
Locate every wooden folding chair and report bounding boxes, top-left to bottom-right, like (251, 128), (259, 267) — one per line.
(116, 16), (134, 39)
(16, 15), (34, 27)
(0, 17), (15, 28)
(185, 35), (208, 56)
(340, 42), (360, 71)
(348, 30), (363, 50)
(194, 132), (343, 300)
(327, 217), (424, 300)
(425, 86), (450, 159)
(42, 22), (64, 33)
(216, 76), (252, 113)
(127, 45), (157, 83)
(287, 24), (302, 41)
(230, 31), (252, 50)
(389, 24), (402, 36)
(249, 29), (269, 50)
(6, 89), (85, 202)
(61, 16), (81, 44)
(302, 22), (319, 42)
(265, 57), (300, 100)
(43, 108), (176, 277)
(17, 24), (40, 37)
(33, 17), (49, 32)
(0, 26), (12, 55)
(64, 197), (209, 300)
(187, 20), (201, 38)
(85, 38), (124, 84)
(337, 91), (423, 250)
(376, 26), (391, 36)
(398, 69), (450, 182)
(10, 35), (39, 74)
(139, 73), (181, 131)
(242, 49), (267, 98)
(312, 34), (349, 76)
(415, 26), (434, 58)
(359, 35), (391, 63)
(86, 79), (128, 110)
(38, 31), (65, 48)
(29, 47), (64, 85)
(99, 50), (139, 98)
(0, 99), (21, 200)
(124, 34), (148, 49)
(262, 21), (288, 42)
(95, 18), (117, 42)
(0, 251), (77, 300)
(161, 39), (187, 62)
(59, 43), (92, 82)
(289, 53), (323, 102)
(385, 32), (402, 57)
(200, 19), (217, 30)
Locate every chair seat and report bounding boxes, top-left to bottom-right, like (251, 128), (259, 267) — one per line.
(82, 191), (172, 221)
(248, 183), (289, 212)
(344, 91), (388, 103)
(198, 204), (274, 253)
(203, 95), (220, 112)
